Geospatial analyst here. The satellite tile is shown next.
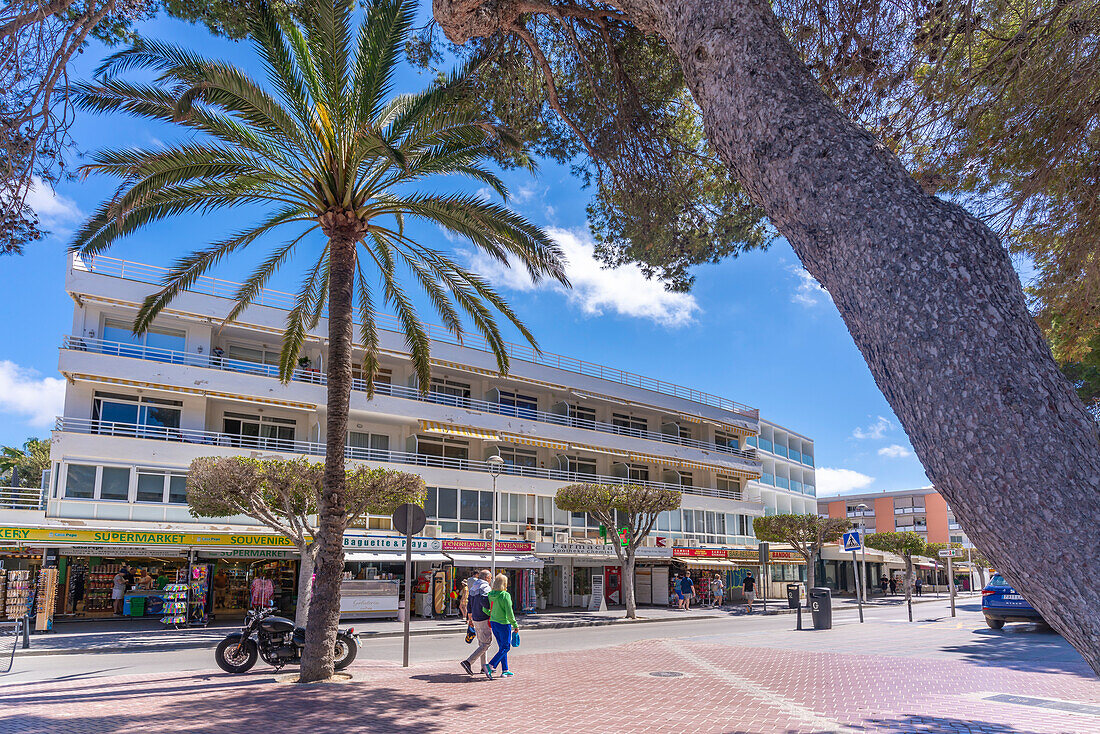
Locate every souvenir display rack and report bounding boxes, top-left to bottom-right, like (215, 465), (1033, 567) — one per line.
(160, 582), (188, 627)
(188, 563), (211, 626)
(35, 568), (58, 631)
(4, 570), (31, 620)
(0, 570), (6, 613)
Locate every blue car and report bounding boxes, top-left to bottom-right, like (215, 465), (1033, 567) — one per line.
(981, 574), (1044, 629)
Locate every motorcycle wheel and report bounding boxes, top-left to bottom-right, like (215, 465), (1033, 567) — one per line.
(334, 633), (358, 671)
(215, 637), (258, 674)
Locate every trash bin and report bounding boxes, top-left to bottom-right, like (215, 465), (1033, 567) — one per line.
(786, 584), (801, 609)
(808, 587), (832, 630)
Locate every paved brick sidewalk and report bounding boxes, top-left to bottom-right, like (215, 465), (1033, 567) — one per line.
(2, 630), (1096, 734)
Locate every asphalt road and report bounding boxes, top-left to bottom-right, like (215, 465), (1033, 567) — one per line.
(3, 598), (1080, 685)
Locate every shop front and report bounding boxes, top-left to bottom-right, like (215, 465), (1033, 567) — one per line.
(673, 548), (737, 606)
(534, 541), (673, 608)
(726, 548), (807, 600)
(442, 539), (542, 614)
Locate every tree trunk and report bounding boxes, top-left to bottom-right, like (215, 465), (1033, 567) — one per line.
(434, 0), (1100, 671)
(300, 234), (357, 683)
(904, 556), (914, 623)
(294, 543), (317, 629)
(977, 566), (987, 589)
(805, 549), (816, 596)
(623, 550), (637, 619)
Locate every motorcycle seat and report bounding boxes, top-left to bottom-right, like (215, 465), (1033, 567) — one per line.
(293, 627), (306, 647)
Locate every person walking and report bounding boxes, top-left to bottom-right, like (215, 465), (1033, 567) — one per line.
(879, 575), (889, 596)
(458, 578), (470, 619)
(112, 566), (130, 616)
(915, 577), (923, 597)
(742, 572), (756, 613)
(460, 570), (493, 677)
(889, 576), (897, 595)
(680, 573), (695, 611)
(671, 573), (684, 609)
(484, 573), (518, 679)
(710, 574), (725, 608)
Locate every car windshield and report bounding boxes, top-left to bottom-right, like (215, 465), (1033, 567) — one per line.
(990, 575), (1007, 586)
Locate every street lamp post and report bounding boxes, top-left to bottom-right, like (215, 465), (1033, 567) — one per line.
(856, 503), (869, 602)
(487, 455), (505, 577)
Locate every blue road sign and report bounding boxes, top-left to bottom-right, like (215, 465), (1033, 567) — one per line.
(842, 530), (862, 552)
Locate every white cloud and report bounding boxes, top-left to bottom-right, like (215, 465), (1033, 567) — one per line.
(0, 361), (65, 428)
(789, 265), (829, 307)
(513, 183), (538, 203)
(816, 468), (875, 496)
(25, 177), (82, 234)
(466, 226), (700, 327)
(878, 444), (912, 459)
(852, 415), (893, 440)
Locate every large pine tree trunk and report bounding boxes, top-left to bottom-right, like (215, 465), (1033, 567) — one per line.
(300, 233), (357, 682)
(433, 0), (1100, 673)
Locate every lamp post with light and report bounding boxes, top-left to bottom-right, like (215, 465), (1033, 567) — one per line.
(486, 455), (505, 576)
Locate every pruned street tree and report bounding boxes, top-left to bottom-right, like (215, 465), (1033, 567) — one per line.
(865, 531), (927, 623)
(555, 483), (680, 619)
(752, 514), (849, 598)
(187, 456), (425, 627)
(431, 0), (1100, 673)
(926, 541), (965, 593)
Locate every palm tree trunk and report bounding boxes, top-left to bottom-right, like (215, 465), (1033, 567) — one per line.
(294, 543), (316, 629)
(300, 234), (357, 683)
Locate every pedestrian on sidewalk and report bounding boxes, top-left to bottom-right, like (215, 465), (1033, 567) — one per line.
(672, 574), (684, 609)
(458, 578), (470, 619)
(889, 577), (897, 595)
(879, 575), (889, 596)
(710, 574), (724, 608)
(915, 577), (923, 597)
(485, 573), (518, 679)
(461, 570), (493, 677)
(742, 572), (756, 613)
(680, 574), (695, 611)
(112, 566), (130, 616)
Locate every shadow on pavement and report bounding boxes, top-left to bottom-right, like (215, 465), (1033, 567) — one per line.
(865, 713), (1064, 733)
(0, 673), (462, 734)
(940, 624), (1090, 677)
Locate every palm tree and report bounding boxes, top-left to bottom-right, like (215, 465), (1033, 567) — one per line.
(70, 0), (567, 681)
(0, 437), (51, 488)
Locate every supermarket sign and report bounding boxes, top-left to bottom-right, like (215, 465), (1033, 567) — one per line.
(0, 526), (299, 548)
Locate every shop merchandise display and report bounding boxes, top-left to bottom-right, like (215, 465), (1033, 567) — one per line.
(188, 564), (211, 626)
(160, 583), (188, 627)
(4, 570), (31, 620)
(0, 570), (6, 612)
(35, 568), (58, 631)
(84, 563), (125, 612)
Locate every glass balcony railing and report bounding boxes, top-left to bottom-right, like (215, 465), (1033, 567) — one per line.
(54, 417), (753, 502)
(61, 336), (761, 466)
(774, 445), (788, 458)
(760, 473), (775, 486)
(790, 480), (803, 493)
(775, 476), (790, 489)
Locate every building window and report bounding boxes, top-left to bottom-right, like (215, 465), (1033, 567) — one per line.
(717, 477), (741, 497)
(348, 431), (389, 458)
(93, 392), (182, 435)
(64, 464), (96, 499)
(136, 470), (189, 504)
(714, 430), (740, 450)
(415, 436), (469, 461)
(496, 446), (538, 471)
(429, 377), (470, 404)
(102, 318), (185, 355)
(565, 456), (597, 476)
(568, 404), (597, 428)
(223, 412), (296, 449)
(624, 463), (649, 482)
(226, 343), (281, 367)
(612, 413), (647, 436)
(498, 391), (538, 418)
(351, 364), (392, 387)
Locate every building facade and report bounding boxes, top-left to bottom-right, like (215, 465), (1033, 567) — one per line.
(818, 487), (971, 546)
(1, 254), (817, 621)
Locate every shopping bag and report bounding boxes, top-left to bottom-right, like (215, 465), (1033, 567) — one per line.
(511, 629), (520, 647)
(465, 625), (476, 644)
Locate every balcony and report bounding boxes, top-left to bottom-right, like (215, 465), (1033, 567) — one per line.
(72, 255), (759, 419)
(54, 417), (751, 503)
(846, 509), (875, 518)
(0, 486), (46, 511)
(894, 506), (925, 515)
(62, 336), (761, 465)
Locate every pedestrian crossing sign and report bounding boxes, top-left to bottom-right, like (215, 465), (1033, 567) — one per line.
(842, 531), (862, 552)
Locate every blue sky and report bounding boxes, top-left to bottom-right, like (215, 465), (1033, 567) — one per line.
(0, 10), (934, 497)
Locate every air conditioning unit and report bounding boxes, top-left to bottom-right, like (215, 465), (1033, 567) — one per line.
(673, 538), (689, 547)
(524, 530), (539, 542)
(422, 525), (440, 538)
(482, 528), (495, 540)
(554, 532), (570, 543)
(642, 536), (657, 547)
(684, 538), (699, 548)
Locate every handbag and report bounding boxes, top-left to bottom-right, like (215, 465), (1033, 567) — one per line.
(465, 624), (476, 644)
(511, 629), (520, 647)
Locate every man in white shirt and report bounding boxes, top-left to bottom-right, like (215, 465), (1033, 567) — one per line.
(112, 567), (130, 616)
(460, 570), (493, 676)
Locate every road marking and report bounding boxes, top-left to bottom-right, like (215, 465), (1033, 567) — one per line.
(661, 640), (858, 733)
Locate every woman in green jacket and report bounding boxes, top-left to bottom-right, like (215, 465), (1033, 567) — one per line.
(484, 573), (518, 678)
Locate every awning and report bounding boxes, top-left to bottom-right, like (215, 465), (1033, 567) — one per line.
(419, 420), (499, 441)
(500, 433), (570, 451)
(676, 558), (736, 569)
(344, 551), (449, 563)
(629, 452), (761, 480)
(445, 553), (544, 569)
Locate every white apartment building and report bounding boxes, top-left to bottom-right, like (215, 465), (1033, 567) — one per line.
(0, 254), (816, 618)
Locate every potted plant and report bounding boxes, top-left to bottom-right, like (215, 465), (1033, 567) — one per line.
(536, 571), (553, 610)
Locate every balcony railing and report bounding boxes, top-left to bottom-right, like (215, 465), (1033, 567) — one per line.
(72, 255), (759, 418)
(0, 486), (46, 511)
(894, 506), (925, 514)
(61, 336), (761, 466)
(54, 417), (751, 502)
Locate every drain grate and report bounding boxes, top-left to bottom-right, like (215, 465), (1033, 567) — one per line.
(985, 694), (1100, 717)
(649, 671), (684, 678)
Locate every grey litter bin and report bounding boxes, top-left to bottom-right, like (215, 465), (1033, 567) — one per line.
(786, 583), (800, 610)
(808, 587), (832, 630)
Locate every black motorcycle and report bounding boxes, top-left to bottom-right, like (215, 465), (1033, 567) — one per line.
(215, 606), (358, 674)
